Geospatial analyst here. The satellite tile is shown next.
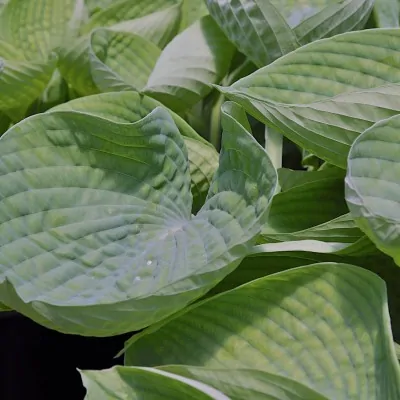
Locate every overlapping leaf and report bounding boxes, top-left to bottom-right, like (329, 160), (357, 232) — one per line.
(205, 0), (299, 67)
(0, 0), (85, 114)
(162, 366), (330, 399)
(180, 0), (209, 30)
(81, 0), (178, 34)
(372, 0), (399, 28)
(218, 29), (400, 167)
(0, 105), (276, 335)
(345, 114), (400, 266)
(81, 366), (230, 399)
(51, 91), (219, 212)
(109, 5), (181, 48)
(0, 0), (84, 60)
(293, 0), (374, 44)
(144, 15), (235, 112)
(59, 29), (161, 96)
(124, 263), (400, 400)
(206, 0), (373, 69)
(0, 54), (57, 113)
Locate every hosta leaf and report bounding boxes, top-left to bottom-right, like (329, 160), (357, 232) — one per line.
(125, 263), (400, 400)
(0, 55), (56, 113)
(0, 0), (85, 60)
(294, 0), (374, 44)
(0, 112), (11, 135)
(143, 15), (235, 112)
(82, 0), (178, 34)
(180, 0), (209, 30)
(205, 0), (299, 68)
(0, 106), (276, 336)
(58, 29), (161, 96)
(263, 214), (364, 244)
(26, 69), (69, 115)
(109, 5), (181, 49)
(278, 167), (345, 192)
(81, 366), (230, 399)
(372, 0), (399, 28)
(345, 114), (400, 266)
(263, 171), (348, 235)
(89, 29), (161, 92)
(51, 91), (218, 212)
(218, 29), (400, 167)
(161, 366), (329, 400)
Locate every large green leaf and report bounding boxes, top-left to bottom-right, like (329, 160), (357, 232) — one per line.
(81, 366), (229, 399)
(125, 263), (400, 400)
(218, 29), (400, 167)
(345, 114), (400, 266)
(0, 0), (84, 60)
(205, 0), (299, 67)
(143, 15), (235, 112)
(59, 29), (161, 96)
(50, 91), (218, 212)
(0, 106), (276, 336)
(81, 0), (178, 34)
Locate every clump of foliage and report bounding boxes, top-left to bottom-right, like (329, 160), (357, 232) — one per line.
(1, 0), (400, 398)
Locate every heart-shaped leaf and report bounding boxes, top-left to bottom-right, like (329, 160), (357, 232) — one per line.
(345, 114), (400, 266)
(218, 29), (400, 167)
(81, 366), (230, 399)
(50, 91), (219, 212)
(124, 263), (400, 400)
(143, 15), (235, 112)
(0, 105), (276, 336)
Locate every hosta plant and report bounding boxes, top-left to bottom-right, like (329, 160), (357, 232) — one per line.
(1, 0), (400, 399)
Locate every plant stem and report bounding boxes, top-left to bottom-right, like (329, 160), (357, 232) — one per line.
(264, 125), (282, 193)
(210, 93), (225, 149)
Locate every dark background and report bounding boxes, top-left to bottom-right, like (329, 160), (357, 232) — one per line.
(0, 312), (131, 400)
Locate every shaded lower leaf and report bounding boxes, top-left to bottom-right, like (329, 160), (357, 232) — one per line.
(124, 263), (400, 400)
